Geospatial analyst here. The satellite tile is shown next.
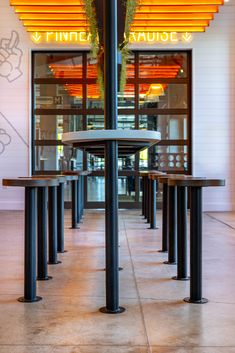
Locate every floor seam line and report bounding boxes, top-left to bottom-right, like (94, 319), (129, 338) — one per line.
(206, 213), (235, 230)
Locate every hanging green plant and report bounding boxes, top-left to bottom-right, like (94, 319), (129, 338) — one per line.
(120, 0), (140, 93)
(124, 0), (139, 44)
(83, 0), (99, 57)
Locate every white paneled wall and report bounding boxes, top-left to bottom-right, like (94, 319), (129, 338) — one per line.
(0, 0), (235, 211)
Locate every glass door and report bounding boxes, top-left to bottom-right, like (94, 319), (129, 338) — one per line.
(32, 50), (191, 208)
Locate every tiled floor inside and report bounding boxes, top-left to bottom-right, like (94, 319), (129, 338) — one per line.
(0, 209), (235, 353)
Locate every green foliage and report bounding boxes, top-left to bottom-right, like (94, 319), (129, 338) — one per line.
(83, 0), (99, 56)
(120, 0), (139, 93)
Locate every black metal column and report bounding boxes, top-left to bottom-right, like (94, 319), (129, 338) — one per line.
(18, 187), (42, 302)
(48, 186), (61, 265)
(173, 186), (189, 281)
(37, 187), (52, 281)
(143, 177), (147, 219)
(77, 177), (81, 224)
(184, 187), (208, 304)
(150, 179), (157, 229)
(164, 185), (177, 265)
(100, 0), (125, 314)
(71, 180), (79, 229)
(145, 177), (149, 222)
(57, 182), (66, 253)
(141, 177), (145, 216)
(81, 176), (84, 218)
(159, 183), (168, 253)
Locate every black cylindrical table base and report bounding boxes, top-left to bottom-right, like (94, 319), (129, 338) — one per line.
(18, 187), (42, 302)
(184, 186), (208, 304)
(164, 185), (177, 265)
(48, 186), (61, 265)
(173, 186), (189, 281)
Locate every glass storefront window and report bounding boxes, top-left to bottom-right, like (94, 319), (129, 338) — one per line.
(154, 146), (188, 172)
(87, 115), (104, 130)
(118, 115), (135, 130)
(35, 145), (83, 171)
(35, 115), (83, 140)
(139, 115), (187, 140)
(87, 84), (103, 109)
(139, 53), (188, 79)
(139, 83), (188, 109)
(118, 84), (135, 109)
(87, 176), (136, 202)
(34, 53), (84, 79)
(34, 84), (83, 109)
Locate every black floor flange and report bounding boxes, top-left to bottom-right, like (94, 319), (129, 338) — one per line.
(57, 250), (68, 254)
(172, 276), (190, 281)
(37, 276), (53, 281)
(164, 261), (177, 265)
(148, 226), (159, 230)
(184, 297), (208, 304)
(99, 306), (126, 314)
(158, 250), (168, 253)
(70, 226), (80, 230)
(48, 260), (62, 265)
(103, 267), (123, 271)
(18, 296), (42, 303)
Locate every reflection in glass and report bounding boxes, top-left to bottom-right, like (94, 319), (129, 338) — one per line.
(87, 84), (103, 109)
(118, 84), (135, 109)
(139, 84), (187, 109)
(87, 176), (135, 202)
(139, 115), (187, 140)
(87, 115), (104, 130)
(139, 53), (187, 79)
(34, 53), (83, 79)
(118, 115), (135, 130)
(154, 146), (188, 172)
(35, 145), (83, 171)
(35, 115), (83, 140)
(35, 84), (83, 109)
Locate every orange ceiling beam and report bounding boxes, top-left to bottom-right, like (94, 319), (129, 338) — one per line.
(131, 0), (224, 33)
(139, 0), (223, 4)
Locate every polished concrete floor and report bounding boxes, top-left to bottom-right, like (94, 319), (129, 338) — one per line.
(0, 209), (235, 353)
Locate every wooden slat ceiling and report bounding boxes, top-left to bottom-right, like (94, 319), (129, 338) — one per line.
(10, 0), (225, 40)
(10, 0), (90, 32)
(131, 0), (224, 33)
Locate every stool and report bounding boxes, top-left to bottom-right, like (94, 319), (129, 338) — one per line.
(33, 175), (67, 256)
(148, 172), (165, 229)
(62, 173), (79, 229)
(169, 177), (225, 304)
(158, 174), (187, 262)
(62, 171), (90, 228)
(2, 178), (59, 302)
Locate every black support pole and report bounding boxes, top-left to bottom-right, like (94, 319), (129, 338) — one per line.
(149, 179), (157, 229)
(164, 185), (177, 265)
(18, 187), (42, 302)
(71, 180), (79, 229)
(57, 182), (66, 253)
(184, 187), (208, 304)
(141, 177), (145, 216)
(100, 0), (125, 314)
(77, 177), (81, 224)
(159, 183), (168, 253)
(48, 186), (61, 265)
(173, 186), (189, 281)
(37, 187), (52, 281)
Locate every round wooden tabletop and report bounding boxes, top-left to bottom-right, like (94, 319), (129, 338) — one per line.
(32, 175), (67, 183)
(168, 177), (225, 187)
(2, 178), (59, 188)
(62, 170), (91, 177)
(158, 174), (188, 184)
